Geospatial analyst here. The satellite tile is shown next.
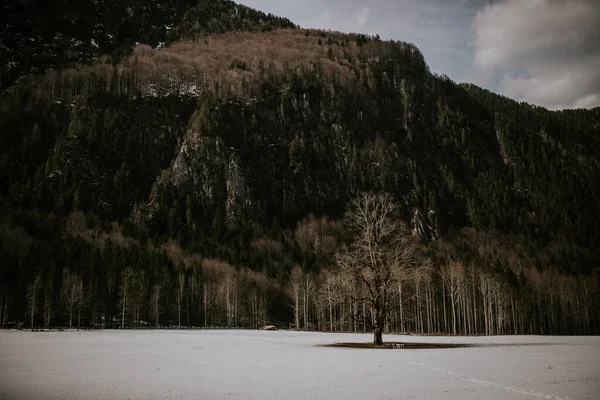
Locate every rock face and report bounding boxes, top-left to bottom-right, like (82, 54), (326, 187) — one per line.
(157, 110), (254, 228)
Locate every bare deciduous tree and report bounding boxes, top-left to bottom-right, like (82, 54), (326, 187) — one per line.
(26, 273), (42, 331)
(392, 265), (414, 333)
(119, 268), (134, 328)
(150, 283), (162, 327)
(319, 270), (336, 332)
(303, 271), (314, 330)
(60, 269), (84, 330)
(176, 269), (186, 328)
(336, 192), (418, 345)
(42, 277), (53, 329)
(440, 261), (464, 335)
(130, 270), (147, 328)
(287, 266), (303, 330)
(0, 289), (8, 329)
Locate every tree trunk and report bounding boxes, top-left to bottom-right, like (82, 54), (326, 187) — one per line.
(121, 292), (126, 329)
(472, 270), (477, 334)
(179, 274), (185, 329)
(294, 291), (300, 331)
(353, 301), (357, 333)
(363, 301), (367, 333)
(328, 281), (333, 332)
(1, 295), (7, 329)
(511, 295), (516, 334)
(153, 287), (160, 328)
(398, 283), (404, 333)
(203, 285), (208, 328)
(251, 294), (255, 330)
(30, 296), (35, 332)
(462, 293), (467, 335)
(451, 294), (456, 335)
(374, 328), (383, 346)
(442, 281), (447, 332)
(339, 298), (343, 332)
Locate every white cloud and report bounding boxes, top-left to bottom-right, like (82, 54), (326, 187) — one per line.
(473, 0), (600, 109)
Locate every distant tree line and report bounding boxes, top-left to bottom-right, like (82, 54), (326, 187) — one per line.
(1, 203), (598, 335)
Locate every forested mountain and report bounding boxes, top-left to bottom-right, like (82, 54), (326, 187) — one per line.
(1, 0), (598, 334)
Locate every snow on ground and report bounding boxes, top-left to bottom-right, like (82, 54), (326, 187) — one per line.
(1, 330), (599, 400)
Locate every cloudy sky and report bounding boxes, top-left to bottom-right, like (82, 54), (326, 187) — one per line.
(238, 0), (600, 110)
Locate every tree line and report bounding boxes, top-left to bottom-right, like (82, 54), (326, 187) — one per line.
(1, 201), (598, 337)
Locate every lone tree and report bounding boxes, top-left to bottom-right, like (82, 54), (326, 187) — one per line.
(336, 193), (418, 345)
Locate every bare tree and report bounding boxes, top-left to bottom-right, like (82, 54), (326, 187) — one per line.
(119, 268), (134, 328)
(42, 277), (53, 329)
(150, 283), (162, 327)
(203, 279), (210, 328)
(223, 268), (237, 328)
(287, 266), (303, 330)
(336, 192), (418, 345)
(0, 289), (8, 329)
(440, 261), (464, 335)
(60, 269), (84, 329)
(176, 269), (186, 328)
(26, 273), (42, 331)
(130, 270), (147, 328)
(392, 265), (413, 333)
(319, 270), (336, 332)
(188, 265), (202, 327)
(303, 271), (314, 330)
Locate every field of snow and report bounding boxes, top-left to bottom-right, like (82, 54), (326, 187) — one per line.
(1, 330), (599, 400)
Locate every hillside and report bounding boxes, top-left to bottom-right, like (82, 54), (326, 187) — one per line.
(0, 0), (295, 92)
(1, 1), (598, 334)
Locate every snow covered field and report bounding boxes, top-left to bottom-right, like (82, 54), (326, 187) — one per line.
(1, 330), (599, 400)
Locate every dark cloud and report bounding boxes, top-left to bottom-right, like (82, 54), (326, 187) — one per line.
(473, 0), (600, 109)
